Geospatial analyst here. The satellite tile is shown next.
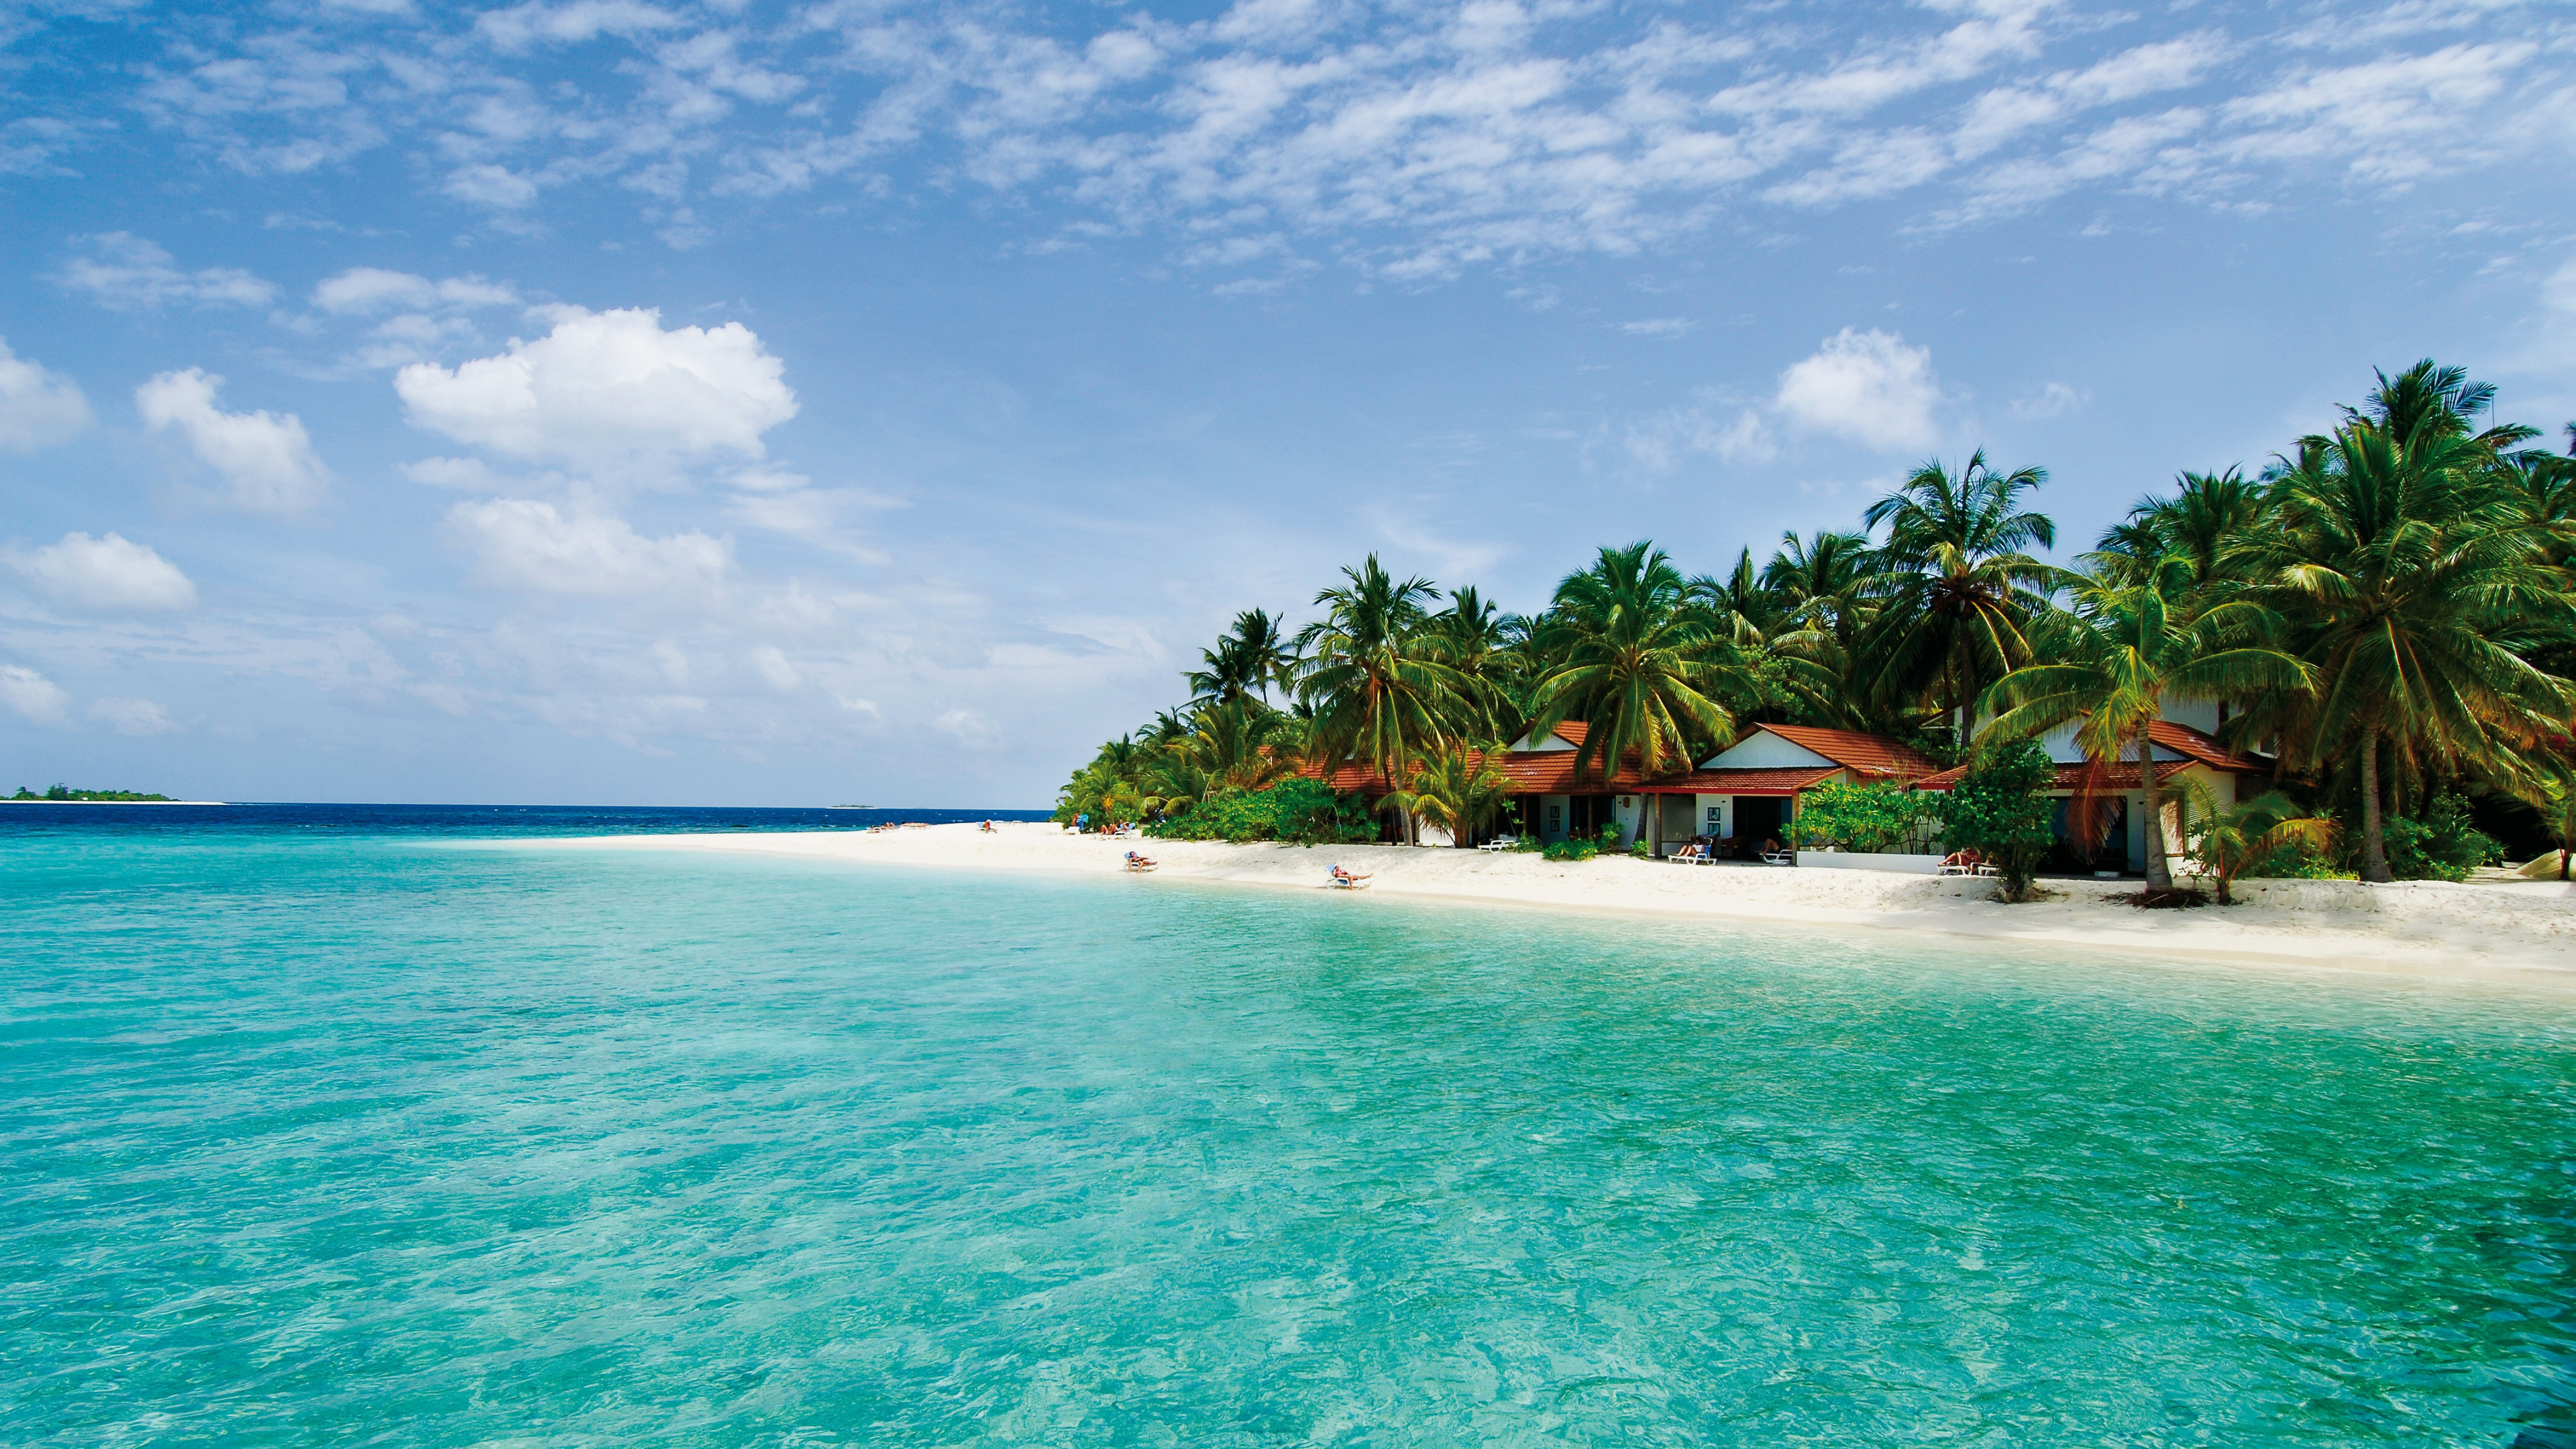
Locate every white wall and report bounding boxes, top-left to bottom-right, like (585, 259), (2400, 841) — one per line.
(1700, 729), (1835, 770)
(1697, 794), (1730, 838)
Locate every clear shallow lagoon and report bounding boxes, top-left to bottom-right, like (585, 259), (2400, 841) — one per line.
(5, 812), (2573, 1446)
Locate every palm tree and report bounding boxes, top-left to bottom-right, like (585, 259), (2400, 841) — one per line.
(2240, 414), (2573, 880)
(2174, 784), (2339, 906)
(1379, 743), (1518, 848)
(1429, 586), (1524, 742)
(2107, 468), (2263, 593)
(1186, 608), (1297, 708)
(1858, 451), (2063, 743)
(1981, 554), (2311, 893)
(1527, 541), (1758, 791)
(1295, 556), (1472, 841)
(1762, 529), (1878, 729)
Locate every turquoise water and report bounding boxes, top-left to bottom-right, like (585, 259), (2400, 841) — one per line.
(5, 826), (2573, 1446)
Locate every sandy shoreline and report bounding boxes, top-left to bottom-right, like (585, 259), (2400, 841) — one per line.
(540, 822), (2576, 988)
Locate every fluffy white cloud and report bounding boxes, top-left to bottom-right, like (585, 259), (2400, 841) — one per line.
(0, 337), (91, 452)
(0, 665), (70, 727)
(135, 370), (331, 514)
(54, 233), (276, 311)
(446, 497), (731, 596)
(4, 532), (197, 612)
(395, 308), (798, 465)
(88, 697), (179, 736)
(1773, 328), (1943, 451)
(311, 268), (519, 314)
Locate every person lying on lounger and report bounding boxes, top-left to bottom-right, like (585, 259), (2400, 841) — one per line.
(1328, 864), (1373, 887)
(1124, 851), (1157, 871)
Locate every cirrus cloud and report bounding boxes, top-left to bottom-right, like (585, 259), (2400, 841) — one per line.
(446, 496), (732, 597)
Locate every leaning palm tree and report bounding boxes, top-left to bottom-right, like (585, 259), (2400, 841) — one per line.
(1526, 541), (1758, 790)
(2238, 415), (2574, 880)
(1857, 451), (2065, 743)
(1981, 553), (2312, 894)
(1295, 556), (1472, 841)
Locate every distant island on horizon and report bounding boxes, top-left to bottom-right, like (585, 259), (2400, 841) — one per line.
(9, 786), (177, 802)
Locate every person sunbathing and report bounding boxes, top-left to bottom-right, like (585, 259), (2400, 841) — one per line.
(1124, 851), (1157, 871)
(1329, 864), (1373, 885)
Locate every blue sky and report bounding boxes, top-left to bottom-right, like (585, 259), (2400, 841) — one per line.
(1, 0), (2571, 806)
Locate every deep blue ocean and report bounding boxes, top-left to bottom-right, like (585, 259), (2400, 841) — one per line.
(5, 804), (2573, 1446)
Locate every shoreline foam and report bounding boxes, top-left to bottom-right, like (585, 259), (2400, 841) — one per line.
(539, 822), (2576, 989)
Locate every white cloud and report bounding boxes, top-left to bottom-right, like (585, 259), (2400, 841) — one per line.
(0, 337), (91, 452)
(1621, 318), (1694, 338)
(1774, 328), (1943, 451)
(0, 665), (70, 727)
(135, 370), (331, 514)
(447, 497), (731, 597)
(935, 706), (1002, 750)
(5, 533), (197, 612)
(54, 233), (276, 311)
(395, 308), (798, 465)
(2009, 380), (2088, 419)
(1625, 406), (1773, 471)
(478, 1), (683, 50)
(312, 268), (519, 315)
(88, 697), (179, 736)
(749, 644), (801, 692)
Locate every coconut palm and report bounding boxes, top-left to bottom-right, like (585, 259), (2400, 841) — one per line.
(1430, 586), (1525, 742)
(1379, 743), (1518, 848)
(1295, 556), (1473, 840)
(2240, 416), (2574, 880)
(2106, 469), (2263, 594)
(2175, 783), (2339, 906)
(1187, 608), (1297, 708)
(1858, 452), (2064, 742)
(1527, 541), (1757, 790)
(1762, 529), (1880, 729)
(1981, 554), (2311, 893)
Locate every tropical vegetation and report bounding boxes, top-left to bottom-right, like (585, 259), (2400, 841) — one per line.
(1055, 360), (2576, 886)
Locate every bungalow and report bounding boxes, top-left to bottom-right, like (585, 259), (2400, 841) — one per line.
(1499, 722), (1941, 856)
(1911, 714), (2269, 873)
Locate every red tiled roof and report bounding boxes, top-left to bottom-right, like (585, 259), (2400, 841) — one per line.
(2145, 719), (2263, 772)
(1635, 766), (1841, 796)
(1748, 724), (1942, 778)
(1914, 758), (2198, 792)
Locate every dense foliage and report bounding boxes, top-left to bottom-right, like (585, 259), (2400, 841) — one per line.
(9, 785), (175, 801)
(1139, 777), (1379, 845)
(1055, 360), (2576, 890)
(1792, 781), (1935, 853)
(1938, 740), (2058, 902)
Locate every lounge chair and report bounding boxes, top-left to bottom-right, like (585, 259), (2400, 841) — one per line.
(1760, 845), (1794, 866)
(1327, 866), (1373, 890)
(1478, 835), (1520, 853)
(1124, 851), (1157, 873)
(1937, 849), (1997, 878)
(1668, 843), (1711, 865)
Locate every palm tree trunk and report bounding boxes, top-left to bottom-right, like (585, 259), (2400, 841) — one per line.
(2359, 730), (2394, 883)
(2139, 733), (2172, 894)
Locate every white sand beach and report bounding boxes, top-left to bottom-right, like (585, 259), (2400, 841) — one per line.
(554, 822), (2576, 987)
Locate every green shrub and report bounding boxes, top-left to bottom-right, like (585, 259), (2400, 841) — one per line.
(1793, 780), (1935, 853)
(1939, 739), (2055, 902)
(2243, 837), (2353, 880)
(2381, 794), (2501, 882)
(1144, 777), (1378, 845)
(1543, 837), (1601, 862)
